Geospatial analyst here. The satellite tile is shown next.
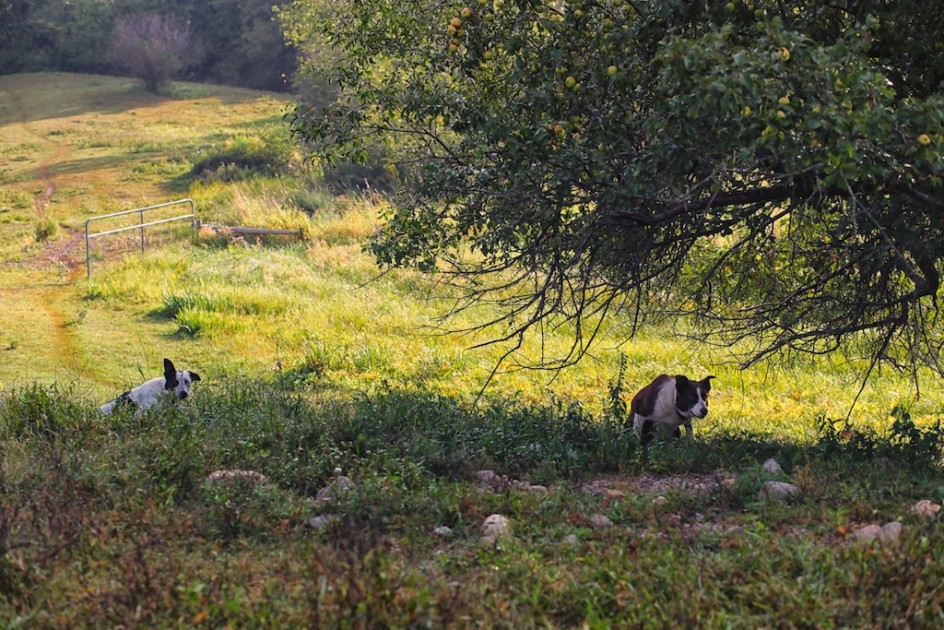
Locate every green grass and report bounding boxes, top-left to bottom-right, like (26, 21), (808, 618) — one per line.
(2, 72), (944, 626)
(2, 382), (944, 626)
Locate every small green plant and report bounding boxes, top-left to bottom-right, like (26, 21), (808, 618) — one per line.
(605, 353), (629, 424)
(0, 383), (88, 441)
(814, 406), (944, 468)
(33, 216), (60, 242)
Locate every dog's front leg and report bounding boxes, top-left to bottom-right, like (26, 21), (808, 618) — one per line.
(684, 420), (694, 441)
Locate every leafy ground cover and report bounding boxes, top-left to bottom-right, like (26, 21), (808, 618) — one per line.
(2, 72), (944, 626)
(2, 382), (944, 626)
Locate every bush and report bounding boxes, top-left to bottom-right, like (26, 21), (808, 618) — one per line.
(321, 150), (396, 194)
(34, 217), (60, 242)
(190, 134), (296, 181)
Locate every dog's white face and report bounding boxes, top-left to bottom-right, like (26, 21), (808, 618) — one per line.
(168, 366), (200, 401)
(100, 358), (201, 414)
(675, 376), (711, 419)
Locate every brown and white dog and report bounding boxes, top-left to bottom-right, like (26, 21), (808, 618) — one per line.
(630, 374), (715, 442)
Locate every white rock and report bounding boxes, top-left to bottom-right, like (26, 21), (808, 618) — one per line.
(762, 458), (783, 474)
(853, 524), (883, 543)
(433, 526), (453, 537)
(562, 534), (578, 545)
(652, 495), (668, 507)
(526, 484), (549, 493)
(853, 521), (903, 544)
(475, 470), (506, 491)
(589, 513), (613, 529)
(307, 514), (339, 531)
(760, 481), (800, 500)
(911, 500), (941, 519)
(881, 521), (903, 542)
(316, 475), (354, 502)
(480, 514), (511, 543)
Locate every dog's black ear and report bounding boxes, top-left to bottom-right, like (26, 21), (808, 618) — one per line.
(163, 358), (178, 389)
(189, 371), (201, 382)
(702, 375), (716, 391)
(675, 375), (690, 388)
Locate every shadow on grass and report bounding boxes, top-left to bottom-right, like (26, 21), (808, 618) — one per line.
(1, 379), (941, 492)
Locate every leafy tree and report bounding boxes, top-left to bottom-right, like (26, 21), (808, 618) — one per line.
(288, 0), (944, 378)
(104, 11), (202, 92)
(0, 0), (117, 73)
(2, 0), (295, 91)
(190, 0), (297, 91)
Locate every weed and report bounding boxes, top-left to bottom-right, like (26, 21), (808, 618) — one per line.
(33, 216), (60, 242)
(815, 406), (944, 468)
(0, 383), (90, 442)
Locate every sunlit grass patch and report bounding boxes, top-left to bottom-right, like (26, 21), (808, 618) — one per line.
(161, 285), (299, 318)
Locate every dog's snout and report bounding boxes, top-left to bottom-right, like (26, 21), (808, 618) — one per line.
(178, 390), (189, 399)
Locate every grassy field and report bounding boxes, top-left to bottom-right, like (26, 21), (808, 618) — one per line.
(2, 72), (944, 626)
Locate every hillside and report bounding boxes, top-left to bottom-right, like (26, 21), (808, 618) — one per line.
(2, 73), (944, 627)
(0, 72), (291, 389)
(1, 73), (942, 427)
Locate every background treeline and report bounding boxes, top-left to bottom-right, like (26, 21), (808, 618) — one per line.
(0, 0), (295, 91)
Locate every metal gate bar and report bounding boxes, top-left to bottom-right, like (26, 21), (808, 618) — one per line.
(85, 199), (196, 279)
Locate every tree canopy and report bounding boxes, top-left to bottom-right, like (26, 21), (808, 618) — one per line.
(0, 0), (296, 92)
(287, 0), (944, 378)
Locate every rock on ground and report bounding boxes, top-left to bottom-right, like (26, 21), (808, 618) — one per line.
(481, 514), (511, 544)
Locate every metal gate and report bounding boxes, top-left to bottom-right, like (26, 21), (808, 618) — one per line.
(84, 199), (196, 279)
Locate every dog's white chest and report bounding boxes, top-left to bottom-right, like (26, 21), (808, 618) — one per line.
(639, 381), (683, 426)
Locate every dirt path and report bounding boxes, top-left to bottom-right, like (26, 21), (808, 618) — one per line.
(3, 86), (89, 373)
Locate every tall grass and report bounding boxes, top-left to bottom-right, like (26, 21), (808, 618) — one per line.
(4, 72), (944, 627)
(80, 202), (944, 441)
(2, 379), (943, 626)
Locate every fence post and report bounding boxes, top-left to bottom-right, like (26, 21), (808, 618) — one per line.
(85, 222), (92, 280)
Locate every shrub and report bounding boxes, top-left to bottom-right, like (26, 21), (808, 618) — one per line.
(190, 134), (296, 181)
(321, 149), (396, 194)
(34, 217), (60, 242)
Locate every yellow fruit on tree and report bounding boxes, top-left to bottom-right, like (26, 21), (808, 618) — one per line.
(918, 133), (932, 146)
(779, 47), (790, 61)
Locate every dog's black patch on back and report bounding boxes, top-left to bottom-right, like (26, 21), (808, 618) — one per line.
(115, 391), (137, 409)
(630, 374), (672, 418)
